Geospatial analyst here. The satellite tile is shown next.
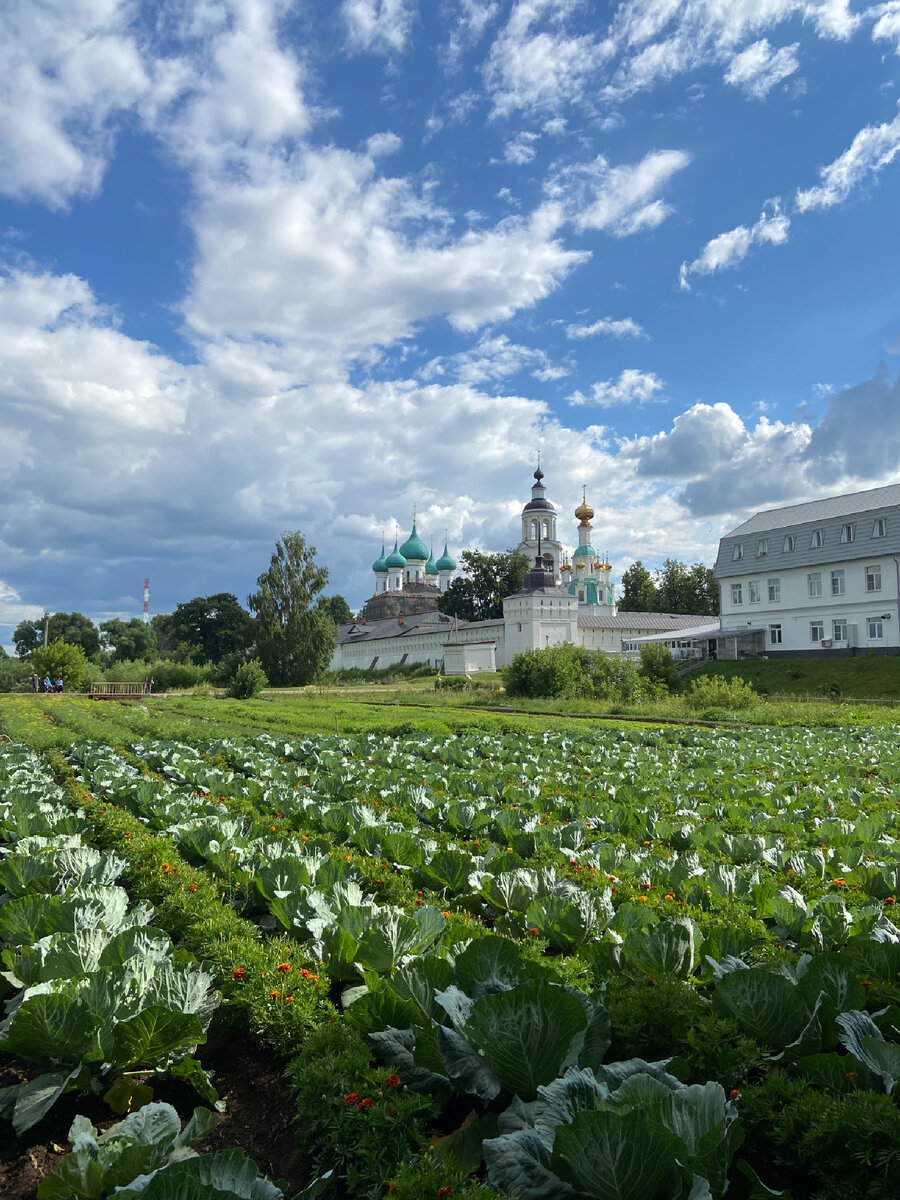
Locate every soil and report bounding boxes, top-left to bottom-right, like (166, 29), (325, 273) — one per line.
(0, 1031), (307, 1200)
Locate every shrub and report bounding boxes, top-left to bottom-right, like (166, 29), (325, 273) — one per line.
(0, 654), (32, 693)
(638, 643), (680, 692)
(228, 658), (269, 699)
(30, 641), (90, 692)
(503, 644), (647, 702)
(686, 673), (757, 711)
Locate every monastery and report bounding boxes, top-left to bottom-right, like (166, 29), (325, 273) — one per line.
(330, 467), (713, 674)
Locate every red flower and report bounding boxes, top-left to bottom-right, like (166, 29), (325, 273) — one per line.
(357, 1097), (374, 1112)
(276, 962), (291, 974)
(437, 1189), (453, 1198)
(886, 897), (895, 904)
(861, 980), (872, 989)
(729, 1088), (741, 1099)
(232, 967), (245, 980)
(344, 1093), (360, 1106)
(527, 927), (541, 936)
(384, 1073), (401, 1089)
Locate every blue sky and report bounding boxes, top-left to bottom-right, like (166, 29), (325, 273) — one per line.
(2, 0), (900, 645)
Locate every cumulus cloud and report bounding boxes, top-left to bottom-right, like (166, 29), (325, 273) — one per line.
(547, 149), (691, 236)
(184, 146), (587, 356)
(484, 0), (613, 117)
(569, 369), (664, 408)
(502, 131), (540, 163)
(420, 332), (566, 384)
(723, 39), (800, 99)
(679, 202), (790, 287)
(343, 0), (417, 55)
(795, 107), (900, 210)
(871, 3), (900, 54)
(0, 0), (148, 205)
(565, 316), (646, 339)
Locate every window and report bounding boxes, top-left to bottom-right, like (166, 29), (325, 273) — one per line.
(808, 572), (822, 598)
(833, 618), (848, 641)
(769, 624), (782, 645)
(767, 578), (781, 602)
(868, 618), (884, 640)
(840, 522), (856, 544)
(866, 564), (882, 592)
(873, 517), (887, 538)
(749, 580), (761, 604)
(757, 538), (768, 557)
(831, 569), (845, 596)
(783, 534), (796, 552)
(731, 583), (743, 605)
(810, 529), (824, 548)
(732, 543), (744, 561)
(810, 620), (824, 643)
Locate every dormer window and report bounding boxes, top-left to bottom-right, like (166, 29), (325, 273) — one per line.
(840, 523), (856, 544)
(757, 539), (768, 557)
(732, 543), (744, 561)
(810, 529), (824, 549)
(873, 517), (887, 538)
(783, 535), (795, 552)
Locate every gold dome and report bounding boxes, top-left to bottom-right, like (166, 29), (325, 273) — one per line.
(574, 492), (594, 526)
(560, 559), (573, 574)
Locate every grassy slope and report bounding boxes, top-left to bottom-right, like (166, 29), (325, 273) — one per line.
(695, 654), (900, 699)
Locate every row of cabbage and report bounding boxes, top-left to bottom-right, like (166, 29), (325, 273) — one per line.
(63, 726), (900, 1198)
(0, 742), (288, 1200)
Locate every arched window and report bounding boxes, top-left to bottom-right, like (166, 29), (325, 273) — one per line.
(531, 519), (538, 539)
(543, 519), (550, 538)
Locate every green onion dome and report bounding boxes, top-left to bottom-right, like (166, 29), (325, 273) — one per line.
(385, 538), (407, 569)
(436, 540), (457, 572)
(372, 541), (388, 573)
(399, 522), (429, 561)
(573, 544), (597, 558)
(425, 550), (438, 576)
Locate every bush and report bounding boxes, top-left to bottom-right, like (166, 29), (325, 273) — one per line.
(686, 673), (757, 711)
(31, 641), (90, 692)
(638, 643), (680, 692)
(0, 654), (32, 693)
(228, 658), (269, 699)
(503, 644), (647, 703)
(98, 659), (210, 692)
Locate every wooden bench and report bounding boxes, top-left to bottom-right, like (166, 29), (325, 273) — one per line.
(90, 682), (151, 700)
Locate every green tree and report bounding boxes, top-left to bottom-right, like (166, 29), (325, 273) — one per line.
(100, 618), (158, 662)
(228, 658), (269, 699)
(0, 649), (31, 692)
(316, 594), (354, 626)
(438, 548), (529, 621)
(638, 643), (680, 693)
(618, 561), (658, 613)
(165, 593), (255, 664)
(14, 612), (101, 659)
(31, 641), (91, 692)
(657, 559), (720, 616)
(247, 532), (335, 687)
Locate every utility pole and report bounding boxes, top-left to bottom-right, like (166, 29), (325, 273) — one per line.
(43, 611), (50, 647)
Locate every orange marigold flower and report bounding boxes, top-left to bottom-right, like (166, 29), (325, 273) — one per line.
(527, 927), (540, 936)
(283, 995), (294, 1005)
(664, 893), (675, 901)
(232, 968), (245, 979)
(441, 911), (450, 918)
(437, 1188), (453, 1198)
(637, 895), (648, 902)
(415, 899), (424, 906)
(189, 883), (197, 892)
(729, 1089), (741, 1099)
(344, 1093), (360, 1106)
(277, 962), (291, 974)
(861, 980), (872, 988)
(388, 1184), (398, 1194)
(832, 878), (846, 886)
(300, 968), (318, 981)
(357, 1097), (374, 1112)
(886, 897), (896, 904)
(161, 862), (171, 873)
(269, 989), (281, 999)
(384, 1073), (401, 1088)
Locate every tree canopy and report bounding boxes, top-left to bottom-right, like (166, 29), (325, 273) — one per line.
(13, 612), (101, 659)
(316, 594), (354, 626)
(438, 548), (530, 622)
(618, 559), (719, 617)
(31, 641), (91, 691)
(248, 532), (336, 687)
(162, 593), (255, 664)
(100, 617), (158, 662)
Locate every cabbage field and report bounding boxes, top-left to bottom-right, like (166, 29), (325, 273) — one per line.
(2, 695), (900, 1200)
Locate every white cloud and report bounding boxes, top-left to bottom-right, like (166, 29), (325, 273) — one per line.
(871, 3), (900, 54)
(547, 149), (691, 236)
(484, 0), (613, 117)
(184, 146), (587, 356)
(570, 368), (664, 407)
(444, 0), (501, 66)
(566, 316), (646, 339)
(795, 108), (900, 210)
(0, 0), (148, 205)
(723, 39), (800, 99)
(343, 0), (417, 55)
(502, 131), (540, 163)
(679, 201), (790, 287)
(420, 332), (565, 384)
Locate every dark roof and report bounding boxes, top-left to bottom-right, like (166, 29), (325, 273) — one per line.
(577, 612), (716, 631)
(338, 610), (456, 644)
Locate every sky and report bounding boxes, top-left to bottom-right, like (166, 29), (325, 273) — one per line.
(2, 0), (900, 647)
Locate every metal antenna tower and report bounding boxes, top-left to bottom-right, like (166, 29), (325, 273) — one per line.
(142, 578), (150, 624)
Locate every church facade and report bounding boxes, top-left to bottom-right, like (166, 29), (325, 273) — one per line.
(330, 468), (713, 673)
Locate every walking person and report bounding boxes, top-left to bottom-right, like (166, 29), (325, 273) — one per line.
(43, 676), (52, 693)
(31, 672), (39, 692)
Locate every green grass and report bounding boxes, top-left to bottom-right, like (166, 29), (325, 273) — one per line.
(695, 654), (900, 700)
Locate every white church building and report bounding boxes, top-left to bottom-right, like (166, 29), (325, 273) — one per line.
(330, 467), (713, 674)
